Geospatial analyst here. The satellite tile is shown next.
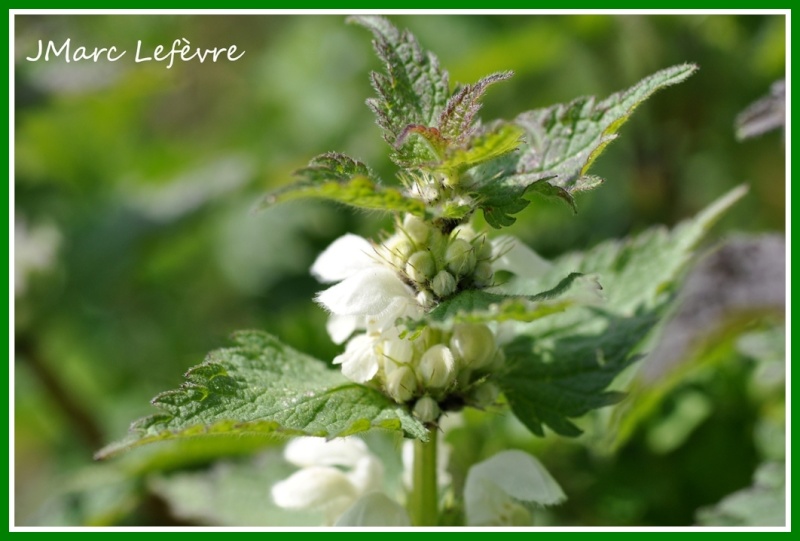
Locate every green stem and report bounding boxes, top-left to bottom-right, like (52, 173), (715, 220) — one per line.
(409, 428), (438, 526)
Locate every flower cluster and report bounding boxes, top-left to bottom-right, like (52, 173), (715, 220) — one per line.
(378, 215), (494, 307)
(312, 214), (518, 417)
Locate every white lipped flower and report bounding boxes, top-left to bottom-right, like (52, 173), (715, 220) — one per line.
(311, 233), (422, 345)
(311, 234), (423, 383)
(271, 436), (385, 525)
(464, 450), (566, 526)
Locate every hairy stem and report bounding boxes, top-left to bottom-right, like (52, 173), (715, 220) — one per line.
(409, 429), (438, 526)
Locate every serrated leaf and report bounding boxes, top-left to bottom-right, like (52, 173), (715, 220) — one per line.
(515, 63), (698, 189)
(461, 152), (550, 228)
(501, 186), (748, 315)
(441, 123), (524, 175)
(438, 71), (513, 143)
(402, 273), (590, 332)
(495, 187), (746, 437)
(465, 65), (697, 226)
(262, 152), (425, 215)
(350, 16), (449, 158)
(97, 331), (426, 459)
(498, 310), (658, 437)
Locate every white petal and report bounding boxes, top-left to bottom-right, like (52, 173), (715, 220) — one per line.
(464, 450), (565, 526)
(334, 493), (411, 527)
(346, 455), (385, 495)
(326, 314), (362, 345)
(491, 236), (552, 277)
(366, 296), (423, 334)
(316, 267), (415, 317)
(311, 234), (377, 283)
(271, 466), (358, 510)
(283, 436), (370, 468)
(334, 334), (380, 383)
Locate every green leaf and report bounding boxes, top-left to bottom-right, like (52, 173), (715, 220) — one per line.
(501, 186), (748, 314)
(441, 123), (524, 175)
(515, 63), (698, 190)
(465, 64), (697, 226)
(350, 16), (449, 161)
(461, 153), (549, 228)
(97, 331), (426, 458)
(438, 71), (513, 143)
(261, 152), (425, 214)
(495, 187), (747, 437)
(498, 310), (658, 437)
(401, 273), (591, 335)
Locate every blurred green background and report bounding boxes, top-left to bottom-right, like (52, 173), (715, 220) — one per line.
(13, 14), (785, 526)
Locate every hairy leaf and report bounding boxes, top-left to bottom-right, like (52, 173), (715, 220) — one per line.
(515, 63), (698, 189)
(349, 16), (449, 156)
(438, 71), (513, 143)
(465, 64), (697, 226)
(441, 123), (524, 176)
(98, 331), (426, 458)
(262, 152), (425, 214)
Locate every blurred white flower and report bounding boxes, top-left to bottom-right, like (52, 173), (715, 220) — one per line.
(271, 437), (385, 525)
(464, 450), (565, 526)
(14, 217), (60, 297)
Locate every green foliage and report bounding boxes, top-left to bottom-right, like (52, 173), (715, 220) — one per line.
(262, 152), (426, 214)
(98, 331), (426, 458)
(267, 17), (697, 231)
(496, 187), (746, 437)
(402, 272), (589, 332)
(499, 310), (657, 437)
(466, 64), (699, 226)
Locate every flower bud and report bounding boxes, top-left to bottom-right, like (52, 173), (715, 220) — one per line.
(450, 324), (496, 369)
(472, 261), (493, 288)
(431, 270), (457, 298)
(418, 344), (456, 389)
(453, 224), (477, 242)
(385, 365), (418, 403)
(487, 348), (506, 371)
(473, 235), (493, 261)
(382, 338), (414, 373)
(445, 239), (476, 277)
(381, 235), (415, 268)
(402, 214), (431, 245)
(412, 396), (440, 423)
(416, 289), (435, 308)
(468, 382), (500, 409)
(406, 250), (436, 283)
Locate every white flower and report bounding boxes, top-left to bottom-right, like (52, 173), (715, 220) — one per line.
(271, 437), (384, 525)
(14, 217), (60, 297)
(464, 450), (566, 526)
(311, 234), (421, 345)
